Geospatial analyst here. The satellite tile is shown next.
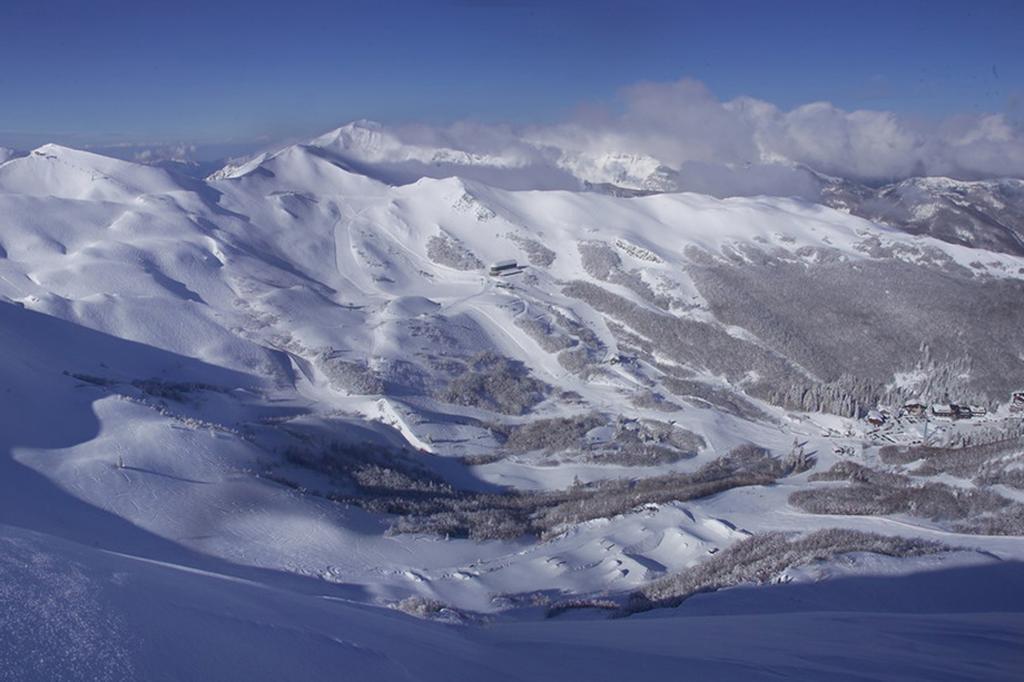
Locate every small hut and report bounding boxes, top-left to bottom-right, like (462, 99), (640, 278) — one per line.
(488, 260), (520, 276)
(952, 404), (973, 420)
(902, 399), (927, 417)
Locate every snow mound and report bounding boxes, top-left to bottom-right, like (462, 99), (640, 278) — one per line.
(386, 295), (441, 318)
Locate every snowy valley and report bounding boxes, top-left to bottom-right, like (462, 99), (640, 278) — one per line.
(2, 126), (1023, 680)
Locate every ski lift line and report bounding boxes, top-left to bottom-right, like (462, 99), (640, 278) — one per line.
(463, 303), (563, 381)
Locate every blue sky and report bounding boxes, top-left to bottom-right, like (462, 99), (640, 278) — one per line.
(0, 0), (1021, 148)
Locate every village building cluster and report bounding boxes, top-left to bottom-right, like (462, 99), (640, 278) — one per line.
(864, 391), (1024, 428)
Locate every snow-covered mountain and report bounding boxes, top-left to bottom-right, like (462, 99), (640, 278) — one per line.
(822, 175), (1024, 256)
(207, 120), (1024, 256)
(207, 120), (686, 192)
(2, 130), (1023, 679)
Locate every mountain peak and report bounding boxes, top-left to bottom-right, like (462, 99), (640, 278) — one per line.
(310, 119), (391, 154)
(0, 142), (182, 201)
(31, 142), (86, 158)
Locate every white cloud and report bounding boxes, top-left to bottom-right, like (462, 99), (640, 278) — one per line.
(132, 144), (197, 164)
(524, 77), (1024, 184)
(305, 77), (1024, 198)
(606, 79), (1024, 182)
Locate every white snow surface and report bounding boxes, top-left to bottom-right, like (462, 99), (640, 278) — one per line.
(1, 131), (1023, 679)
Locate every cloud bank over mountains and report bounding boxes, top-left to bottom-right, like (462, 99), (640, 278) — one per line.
(543, 78), (1024, 182)
(373, 78), (1024, 196)
(5, 77), (1021, 198)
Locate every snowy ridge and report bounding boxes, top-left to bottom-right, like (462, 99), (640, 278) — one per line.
(0, 144), (184, 201)
(208, 120), (1024, 259)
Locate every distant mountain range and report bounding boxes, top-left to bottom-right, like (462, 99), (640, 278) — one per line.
(210, 120), (1024, 255)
